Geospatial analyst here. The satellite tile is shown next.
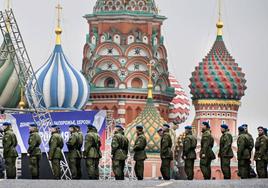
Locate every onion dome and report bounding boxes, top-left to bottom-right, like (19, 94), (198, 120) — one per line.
(168, 75), (190, 124)
(189, 20), (246, 100)
(93, 0), (158, 15)
(34, 4), (89, 110)
(0, 34), (21, 108)
(126, 63), (167, 154)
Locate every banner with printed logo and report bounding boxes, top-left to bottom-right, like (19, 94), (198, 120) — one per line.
(0, 110), (106, 154)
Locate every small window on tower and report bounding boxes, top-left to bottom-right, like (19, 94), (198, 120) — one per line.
(105, 77), (115, 88)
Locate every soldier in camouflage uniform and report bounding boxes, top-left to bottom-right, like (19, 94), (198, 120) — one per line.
(2, 122), (18, 179)
(237, 126), (251, 179)
(133, 125), (147, 180)
(182, 126), (197, 180)
(254, 126), (268, 178)
(242, 124), (255, 177)
(27, 123), (42, 179)
(160, 124), (173, 180)
(83, 124), (102, 180)
(219, 124), (234, 179)
(200, 122), (215, 180)
(48, 125), (64, 179)
(66, 125), (79, 179)
(111, 125), (129, 180)
(75, 125), (83, 179)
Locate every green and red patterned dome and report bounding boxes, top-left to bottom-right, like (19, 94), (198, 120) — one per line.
(93, 0), (158, 15)
(189, 22), (247, 100)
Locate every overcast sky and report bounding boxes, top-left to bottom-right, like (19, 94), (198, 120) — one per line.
(1, 0), (267, 137)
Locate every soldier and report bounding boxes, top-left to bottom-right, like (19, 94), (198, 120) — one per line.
(2, 122), (18, 179)
(200, 122), (215, 180)
(182, 126), (197, 180)
(242, 124), (255, 177)
(237, 126), (251, 179)
(27, 123), (42, 179)
(219, 124), (234, 179)
(75, 125), (83, 179)
(254, 126), (268, 178)
(66, 125), (79, 179)
(133, 125), (147, 180)
(48, 125), (64, 180)
(160, 124), (173, 180)
(83, 124), (102, 180)
(111, 125), (129, 180)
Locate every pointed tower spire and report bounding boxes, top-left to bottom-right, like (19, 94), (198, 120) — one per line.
(216, 0), (223, 36)
(147, 62), (153, 99)
(55, 1), (63, 45)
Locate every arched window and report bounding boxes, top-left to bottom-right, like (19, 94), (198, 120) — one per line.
(105, 77), (115, 88)
(131, 78), (143, 88)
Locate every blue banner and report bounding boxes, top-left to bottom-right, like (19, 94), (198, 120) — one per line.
(0, 111), (106, 154)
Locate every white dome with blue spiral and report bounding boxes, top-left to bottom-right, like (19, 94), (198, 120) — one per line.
(34, 27), (89, 110)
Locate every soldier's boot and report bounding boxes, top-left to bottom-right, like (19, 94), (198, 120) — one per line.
(119, 160), (125, 180)
(221, 158), (231, 179)
(5, 157), (16, 179)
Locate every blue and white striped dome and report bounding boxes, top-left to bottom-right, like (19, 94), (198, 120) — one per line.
(35, 44), (89, 110)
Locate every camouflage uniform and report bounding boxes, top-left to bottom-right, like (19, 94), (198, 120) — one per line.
(219, 130), (234, 179)
(254, 134), (268, 178)
(84, 128), (102, 179)
(133, 132), (147, 180)
(182, 132), (197, 180)
(3, 127), (18, 179)
(237, 131), (251, 179)
(49, 132), (64, 179)
(66, 131), (79, 179)
(27, 129), (42, 179)
(160, 130), (173, 180)
(200, 129), (215, 180)
(111, 131), (129, 180)
(76, 130), (83, 179)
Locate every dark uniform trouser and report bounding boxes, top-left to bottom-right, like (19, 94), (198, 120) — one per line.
(161, 159), (171, 180)
(29, 156), (40, 179)
(5, 157), (16, 179)
(76, 157), (82, 179)
(134, 160), (144, 180)
(256, 160), (268, 178)
(112, 160), (125, 180)
(68, 157), (78, 179)
(184, 159), (194, 180)
(220, 158), (231, 179)
(200, 158), (212, 180)
(238, 159), (250, 179)
(86, 158), (100, 180)
(51, 159), (61, 179)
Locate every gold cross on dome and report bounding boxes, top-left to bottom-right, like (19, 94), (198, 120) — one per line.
(56, 2), (63, 28)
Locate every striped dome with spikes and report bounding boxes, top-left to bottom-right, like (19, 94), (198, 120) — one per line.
(168, 75), (190, 124)
(34, 44), (89, 110)
(0, 35), (20, 108)
(189, 35), (247, 100)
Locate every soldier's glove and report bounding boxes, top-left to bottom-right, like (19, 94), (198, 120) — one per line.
(201, 154), (205, 158)
(27, 153), (30, 157)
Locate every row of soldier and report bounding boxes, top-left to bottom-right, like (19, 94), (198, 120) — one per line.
(1, 121), (268, 180)
(181, 122), (268, 180)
